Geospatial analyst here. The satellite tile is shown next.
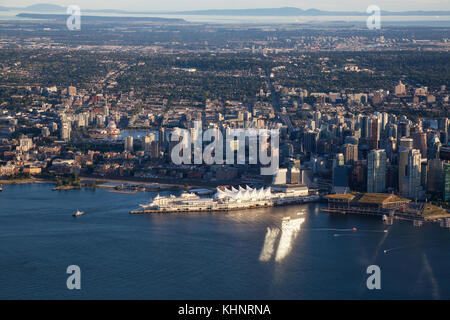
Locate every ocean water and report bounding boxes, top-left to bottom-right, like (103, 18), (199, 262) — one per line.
(0, 183), (449, 300)
(0, 10), (449, 27)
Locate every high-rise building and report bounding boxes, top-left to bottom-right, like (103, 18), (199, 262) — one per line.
(272, 168), (287, 185)
(395, 81), (406, 96)
(398, 141), (413, 195)
(385, 137), (397, 163)
(159, 127), (166, 152)
(333, 165), (353, 193)
(303, 130), (319, 154)
(343, 144), (358, 165)
(438, 117), (448, 132)
(19, 136), (33, 152)
(428, 136), (442, 160)
(412, 132), (427, 159)
(399, 137), (414, 149)
(67, 86), (77, 96)
(398, 122), (411, 138)
(404, 149), (423, 200)
(61, 121), (71, 141)
(143, 134), (156, 153)
(385, 123), (397, 139)
(427, 159), (443, 194)
(103, 105), (110, 117)
(124, 136), (134, 152)
(444, 163), (450, 202)
(367, 149), (386, 193)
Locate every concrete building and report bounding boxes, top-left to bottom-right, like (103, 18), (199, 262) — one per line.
(124, 136), (134, 152)
(367, 149), (386, 193)
(404, 149), (424, 200)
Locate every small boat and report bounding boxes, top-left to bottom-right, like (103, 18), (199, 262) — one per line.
(0, 184), (3, 192)
(352, 227), (358, 232)
(73, 210), (85, 217)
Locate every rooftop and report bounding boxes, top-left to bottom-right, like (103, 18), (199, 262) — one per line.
(326, 193), (410, 205)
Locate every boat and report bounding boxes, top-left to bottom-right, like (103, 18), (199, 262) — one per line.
(0, 184), (3, 192)
(73, 210), (85, 217)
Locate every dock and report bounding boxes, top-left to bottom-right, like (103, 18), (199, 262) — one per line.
(130, 195), (320, 214)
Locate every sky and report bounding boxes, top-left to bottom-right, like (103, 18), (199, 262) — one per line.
(2, 0), (450, 12)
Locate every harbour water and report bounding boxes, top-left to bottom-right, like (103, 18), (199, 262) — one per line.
(1, 183), (449, 299)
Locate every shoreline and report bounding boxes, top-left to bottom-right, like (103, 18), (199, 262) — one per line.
(0, 178), (54, 185)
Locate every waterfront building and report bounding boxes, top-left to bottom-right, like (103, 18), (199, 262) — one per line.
(325, 193), (410, 213)
(404, 149), (424, 200)
(427, 159), (444, 194)
(134, 184), (316, 214)
(398, 138), (414, 194)
(444, 163), (450, 202)
(273, 168), (288, 185)
(367, 149), (386, 193)
(333, 165), (353, 194)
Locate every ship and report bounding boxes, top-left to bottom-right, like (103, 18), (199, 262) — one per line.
(73, 210), (85, 217)
(132, 184), (319, 214)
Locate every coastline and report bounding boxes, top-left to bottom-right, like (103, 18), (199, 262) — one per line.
(0, 178), (54, 185)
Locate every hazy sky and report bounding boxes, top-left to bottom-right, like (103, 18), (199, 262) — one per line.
(3, 0), (450, 11)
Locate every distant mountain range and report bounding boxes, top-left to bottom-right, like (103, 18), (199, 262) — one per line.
(16, 13), (185, 23)
(3, 3), (450, 16)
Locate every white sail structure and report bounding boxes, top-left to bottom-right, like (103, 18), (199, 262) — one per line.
(214, 186), (273, 202)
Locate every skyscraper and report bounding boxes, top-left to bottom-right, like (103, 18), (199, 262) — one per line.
(143, 133), (156, 153)
(343, 143), (358, 165)
(367, 149), (386, 193)
(444, 163), (450, 202)
(398, 139), (413, 195)
(427, 159), (444, 194)
(412, 132), (427, 159)
(61, 121), (71, 141)
(405, 149), (423, 200)
(124, 136), (134, 152)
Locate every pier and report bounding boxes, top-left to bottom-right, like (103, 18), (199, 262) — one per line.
(323, 193), (450, 227)
(130, 195), (320, 214)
